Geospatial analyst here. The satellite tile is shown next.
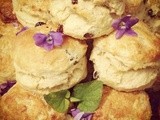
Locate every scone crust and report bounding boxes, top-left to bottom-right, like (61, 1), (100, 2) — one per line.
(0, 84), (66, 120)
(92, 86), (151, 120)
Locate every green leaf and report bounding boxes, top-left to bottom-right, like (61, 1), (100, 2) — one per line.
(70, 97), (81, 102)
(65, 91), (70, 99)
(44, 90), (70, 113)
(73, 81), (103, 112)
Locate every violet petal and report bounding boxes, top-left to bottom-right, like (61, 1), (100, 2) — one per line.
(43, 42), (54, 51)
(16, 27), (28, 36)
(125, 29), (138, 36)
(121, 15), (131, 23)
(71, 108), (81, 117)
(126, 18), (139, 29)
(115, 29), (126, 39)
(74, 112), (84, 120)
(112, 19), (122, 29)
(0, 83), (7, 89)
(0, 80), (16, 96)
(33, 33), (47, 46)
(70, 108), (93, 120)
(82, 113), (92, 118)
(85, 114), (92, 120)
(8, 81), (16, 87)
(49, 32), (63, 46)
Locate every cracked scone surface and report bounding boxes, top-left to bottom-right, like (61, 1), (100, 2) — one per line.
(14, 25), (87, 94)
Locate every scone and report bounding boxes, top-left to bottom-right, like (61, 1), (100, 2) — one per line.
(14, 25), (87, 94)
(12, 0), (51, 27)
(90, 21), (160, 91)
(92, 86), (151, 120)
(49, 0), (115, 39)
(0, 83), (66, 120)
(0, 20), (21, 83)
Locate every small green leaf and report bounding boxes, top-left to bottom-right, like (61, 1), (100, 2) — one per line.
(44, 90), (70, 113)
(73, 81), (103, 112)
(70, 97), (81, 102)
(65, 91), (70, 99)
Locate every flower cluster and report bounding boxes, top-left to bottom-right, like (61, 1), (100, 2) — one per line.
(112, 15), (139, 39)
(33, 31), (63, 51)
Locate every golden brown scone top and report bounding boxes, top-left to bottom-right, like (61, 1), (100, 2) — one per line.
(0, 84), (66, 120)
(93, 21), (160, 70)
(14, 25), (87, 75)
(92, 86), (151, 120)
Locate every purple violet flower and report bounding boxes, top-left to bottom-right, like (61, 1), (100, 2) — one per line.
(33, 31), (63, 51)
(70, 108), (93, 120)
(0, 80), (16, 96)
(16, 26), (28, 36)
(112, 15), (139, 39)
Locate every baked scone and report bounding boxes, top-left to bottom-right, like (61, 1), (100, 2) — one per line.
(14, 25), (87, 94)
(12, 0), (51, 27)
(0, 20), (21, 83)
(0, 84), (66, 120)
(92, 86), (151, 120)
(90, 21), (160, 91)
(49, 0), (114, 39)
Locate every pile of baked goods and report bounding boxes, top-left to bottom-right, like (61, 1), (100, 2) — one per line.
(0, 0), (160, 120)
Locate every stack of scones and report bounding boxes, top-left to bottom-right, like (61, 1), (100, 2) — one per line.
(0, 0), (160, 120)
